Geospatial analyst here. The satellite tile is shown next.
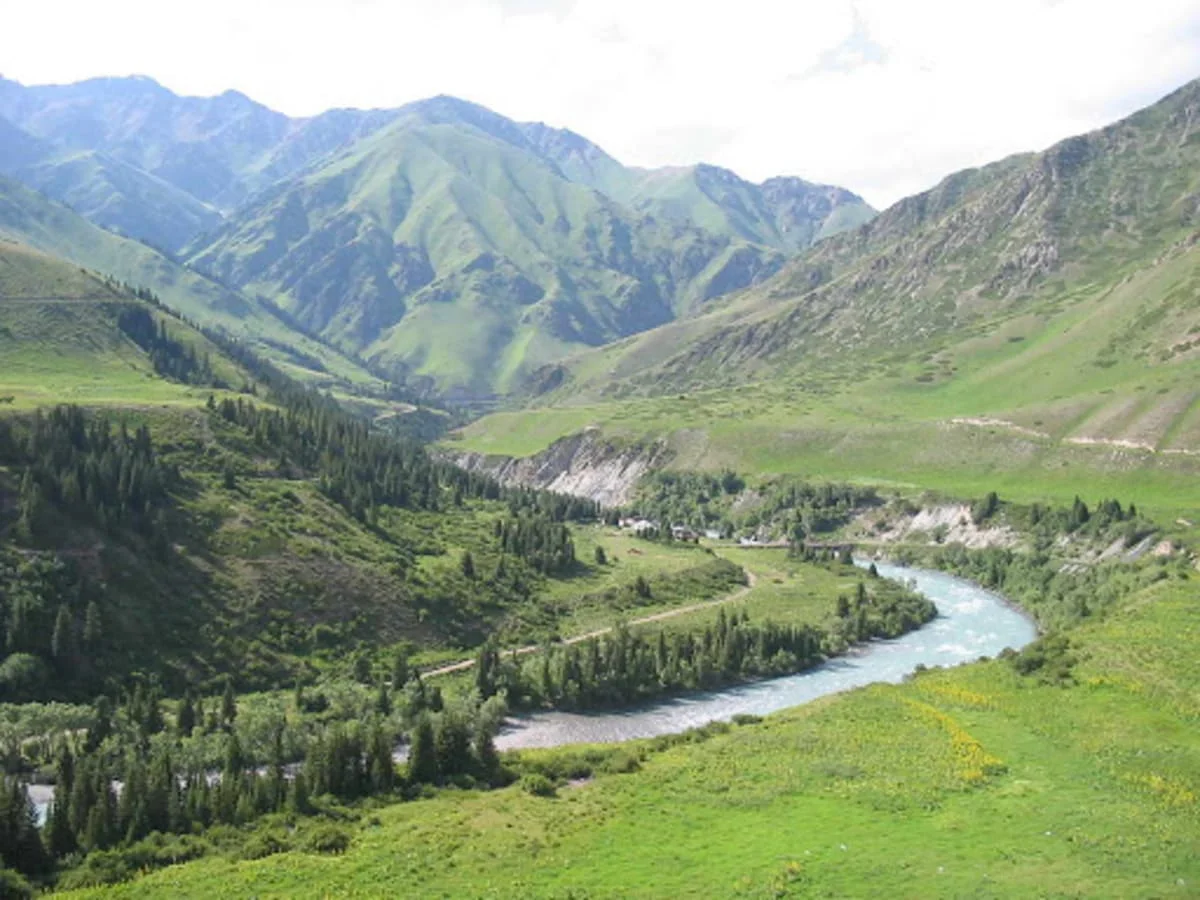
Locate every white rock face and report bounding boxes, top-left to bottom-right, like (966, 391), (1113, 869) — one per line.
(445, 430), (671, 507)
(863, 504), (1021, 549)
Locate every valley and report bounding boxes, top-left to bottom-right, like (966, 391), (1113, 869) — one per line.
(0, 58), (1195, 899)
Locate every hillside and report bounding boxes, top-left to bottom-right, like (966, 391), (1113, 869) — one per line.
(72, 562), (1200, 898)
(0, 78), (873, 397)
(185, 108), (772, 395)
(0, 76), (397, 221)
(0, 240), (253, 407)
(0, 175), (381, 390)
(185, 96), (872, 396)
(457, 78), (1200, 512)
(0, 107), (222, 251)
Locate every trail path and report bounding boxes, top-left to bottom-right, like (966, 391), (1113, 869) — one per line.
(0, 295), (121, 304)
(422, 568), (759, 678)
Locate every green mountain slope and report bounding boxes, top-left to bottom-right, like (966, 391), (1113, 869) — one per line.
(539, 78), (1200, 397)
(0, 76), (399, 250)
(0, 115), (223, 252)
(0, 175), (381, 389)
(0, 239), (254, 406)
(457, 79), (1200, 511)
(185, 106), (789, 396)
(620, 164), (876, 252)
(1, 79), (873, 396)
(0, 77), (392, 212)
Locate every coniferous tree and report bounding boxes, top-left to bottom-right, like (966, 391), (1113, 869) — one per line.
(176, 691), (196, 737)
(288, 771), (312, 815)
(82, 601), (102, 650)
(375, 680), (392, 717)
(221, 677), (237, 728)
(51, 604), (73, 660)
(407, 717), (438, 784)
(391, 647), (410, 689)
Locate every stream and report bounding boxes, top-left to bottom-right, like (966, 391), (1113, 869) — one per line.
(28, 562), (1036, 821)
(493, 561), (1037, 750)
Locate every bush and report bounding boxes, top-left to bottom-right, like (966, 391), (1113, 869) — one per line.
(237, 832), (290, 860)
(0, 869), (32, 899)
(595, 750), (641, 775)
(301, 825), (352, 855)
(1009, 634), (1076, 685)
(519, 773), (557, 797)
(56, 834), (209, 889)
(0, 654), (50, 699)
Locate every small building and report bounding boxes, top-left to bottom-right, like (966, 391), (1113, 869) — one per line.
(620, 517), (659, 534)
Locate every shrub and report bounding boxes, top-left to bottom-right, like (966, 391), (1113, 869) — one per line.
(0, 869), (32, 899)
(301, 825), (352, 855)
(519, 773), (557, 797)
(238, 832), (290, 860)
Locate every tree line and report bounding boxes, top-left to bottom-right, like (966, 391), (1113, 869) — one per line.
(472, 576), (934, 711)
(115, 307), (222, 388)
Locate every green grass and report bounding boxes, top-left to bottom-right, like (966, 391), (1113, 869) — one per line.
(0, 176), (382, 390)
(452, 82), (1200, 523)
(452, 251), (1200, 519)
(0, 244), (254, 408)
(66, 572), (1200, 898)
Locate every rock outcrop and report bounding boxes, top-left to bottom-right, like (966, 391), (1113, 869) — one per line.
(446, 430), (670, 507)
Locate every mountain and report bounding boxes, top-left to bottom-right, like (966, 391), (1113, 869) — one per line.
(184, 100), (794, 395)
(183, 96), (871, 396)
(0, 78), (873, 397)
(0, 114), (223, 251)
(0, 76), (397, 215)
(0, 174), (382, 389)
(0, 238), (261, 406)
(457, 78), (1200, 507)
(528, 78), (1200, 396)
(0, 76), (399, 253)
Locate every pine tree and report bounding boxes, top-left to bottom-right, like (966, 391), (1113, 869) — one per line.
(288, 771), (311, 815)
(391, 647), (410, 689)
(475, 643), (499, 699)
(375, 680), (392, 716)
(83, 601), (102, 650)
(85, 696), (113, 753)
(46, 745), (76, 858)
(176, 691), (196, 737)
(407, 717), (438, 784)
(51, 604), (73, 660)
(221, 677), (237, 728)
(434, 712), (473, 777)
(474, 722), (500, 784)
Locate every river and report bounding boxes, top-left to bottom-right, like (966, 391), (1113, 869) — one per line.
(493, 561), (1037, 750)
(29, 562), (1036, 821)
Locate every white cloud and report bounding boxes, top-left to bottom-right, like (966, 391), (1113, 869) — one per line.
(1, 0), (1198, 207)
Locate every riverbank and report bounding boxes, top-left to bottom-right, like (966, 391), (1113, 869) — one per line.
(493, 562), (1035, 749)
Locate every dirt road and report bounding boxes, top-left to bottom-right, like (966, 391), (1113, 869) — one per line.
(422, 568), (759, 678)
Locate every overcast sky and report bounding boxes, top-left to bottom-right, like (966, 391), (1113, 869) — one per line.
(3, 0), (1199, 208)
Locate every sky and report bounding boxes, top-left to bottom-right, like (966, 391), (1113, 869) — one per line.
(3, 0), (1199, 208)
